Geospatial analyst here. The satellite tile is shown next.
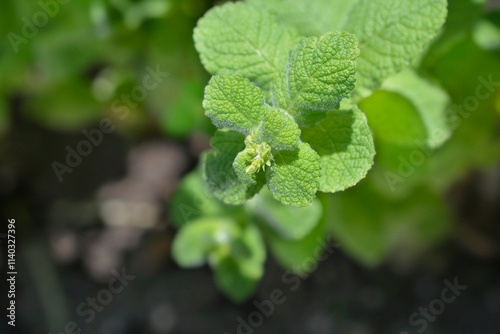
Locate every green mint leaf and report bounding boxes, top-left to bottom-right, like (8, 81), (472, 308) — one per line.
(302, 106), (375, 193)
(254, 108), (301, 150)
(268, 142), (321, 207)
(330, 183), (450, 266)
(272, 32), (359, 127)
(172, 218), (239, 268)
(230, 223), (266, 280)
(194, 2), (301, 90)
(203, 129), (264, 205)
(247, 0), (359, 37)
(250, 0), (448, 95)
(359, 91), (427, 146)
(249, 188), (323, 240)
(213, 223), (266, 302)
(203, 74), (266, 135)
(170, 169), (227, 228)
(380, 69), (451, 148)
(213, 257), (258, 303)
(233, 148), (267, 186)
(344, 0), (448, 94)
(359, 70), (450, 148)
(233, 150), (258, 185)
(262, 215), (328, 273)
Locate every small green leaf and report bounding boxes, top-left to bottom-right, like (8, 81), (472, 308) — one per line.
(344, 0), (448, 94)
(262, 214), (328, 274)
(268, 142), (321, 207)
(233, 149), (262, 185)
(249, 188), (323, 240)
(170, 170), (226, 227)
(302, 106), (375, 193)
(213, 223), (266, 302)
(203, 129), (264, 205)
(232, 223), (266, 280)
(272, 32), (359, 127)
(172, 218), (239, 268)
(203, 75), (266, 134)
(255, 108), (301, 150)
(213, 257), (259, 303)
(194, 2), (301, 90)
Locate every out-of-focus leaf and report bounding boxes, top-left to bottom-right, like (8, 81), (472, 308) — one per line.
(170, 169), (237, 228)
(329, 181), (451, 266)
(248, 188), (322, 240)
(261, 211), (328, 274)
(162, 79), (207, 138)
(172, 217), (240, 268)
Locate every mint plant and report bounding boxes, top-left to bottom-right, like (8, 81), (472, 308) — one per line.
(203, 74), (321, 207)
(172, 0), (451, 301)
(195, 2), (379, 207)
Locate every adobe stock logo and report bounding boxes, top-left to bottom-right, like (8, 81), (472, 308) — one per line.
(400, 277), (467, 334)
(224, 238), (339, 334)
(7, 0), (72, 54)
(51, 65), (168, 182)
(49, 267), (135, 334)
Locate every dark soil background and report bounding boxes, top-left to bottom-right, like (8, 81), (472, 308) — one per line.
(1, 116), (499, 334)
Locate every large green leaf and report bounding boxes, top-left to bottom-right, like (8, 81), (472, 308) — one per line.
(329, 182), (451, 266)
(344, 0), (448, 94)
(194, 2), (301, 90)
(302, 106), (375, 193)
(359, 91), (428, 146)
(251, 0), (448, 95)
(203, 74), (266, 135)
(247, 0), (359, 37)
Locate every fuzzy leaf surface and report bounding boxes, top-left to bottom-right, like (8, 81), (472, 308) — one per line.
(203, 129), (264, 205)
(249, 0), (448, 95)
(267, 142), (321, 207)
(302, 106), (375, 193)
(247, 0), (359, 37)
(344, 0), (448, 94)
(272, 32), (359, 127)
(255, 108), (301, 150)
(203, 75), (266, 135)
(194, 2), (301, 90)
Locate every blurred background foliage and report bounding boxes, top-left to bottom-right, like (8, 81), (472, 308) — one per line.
(0, 0), (214, 136)
(0, 0), (499, 333)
